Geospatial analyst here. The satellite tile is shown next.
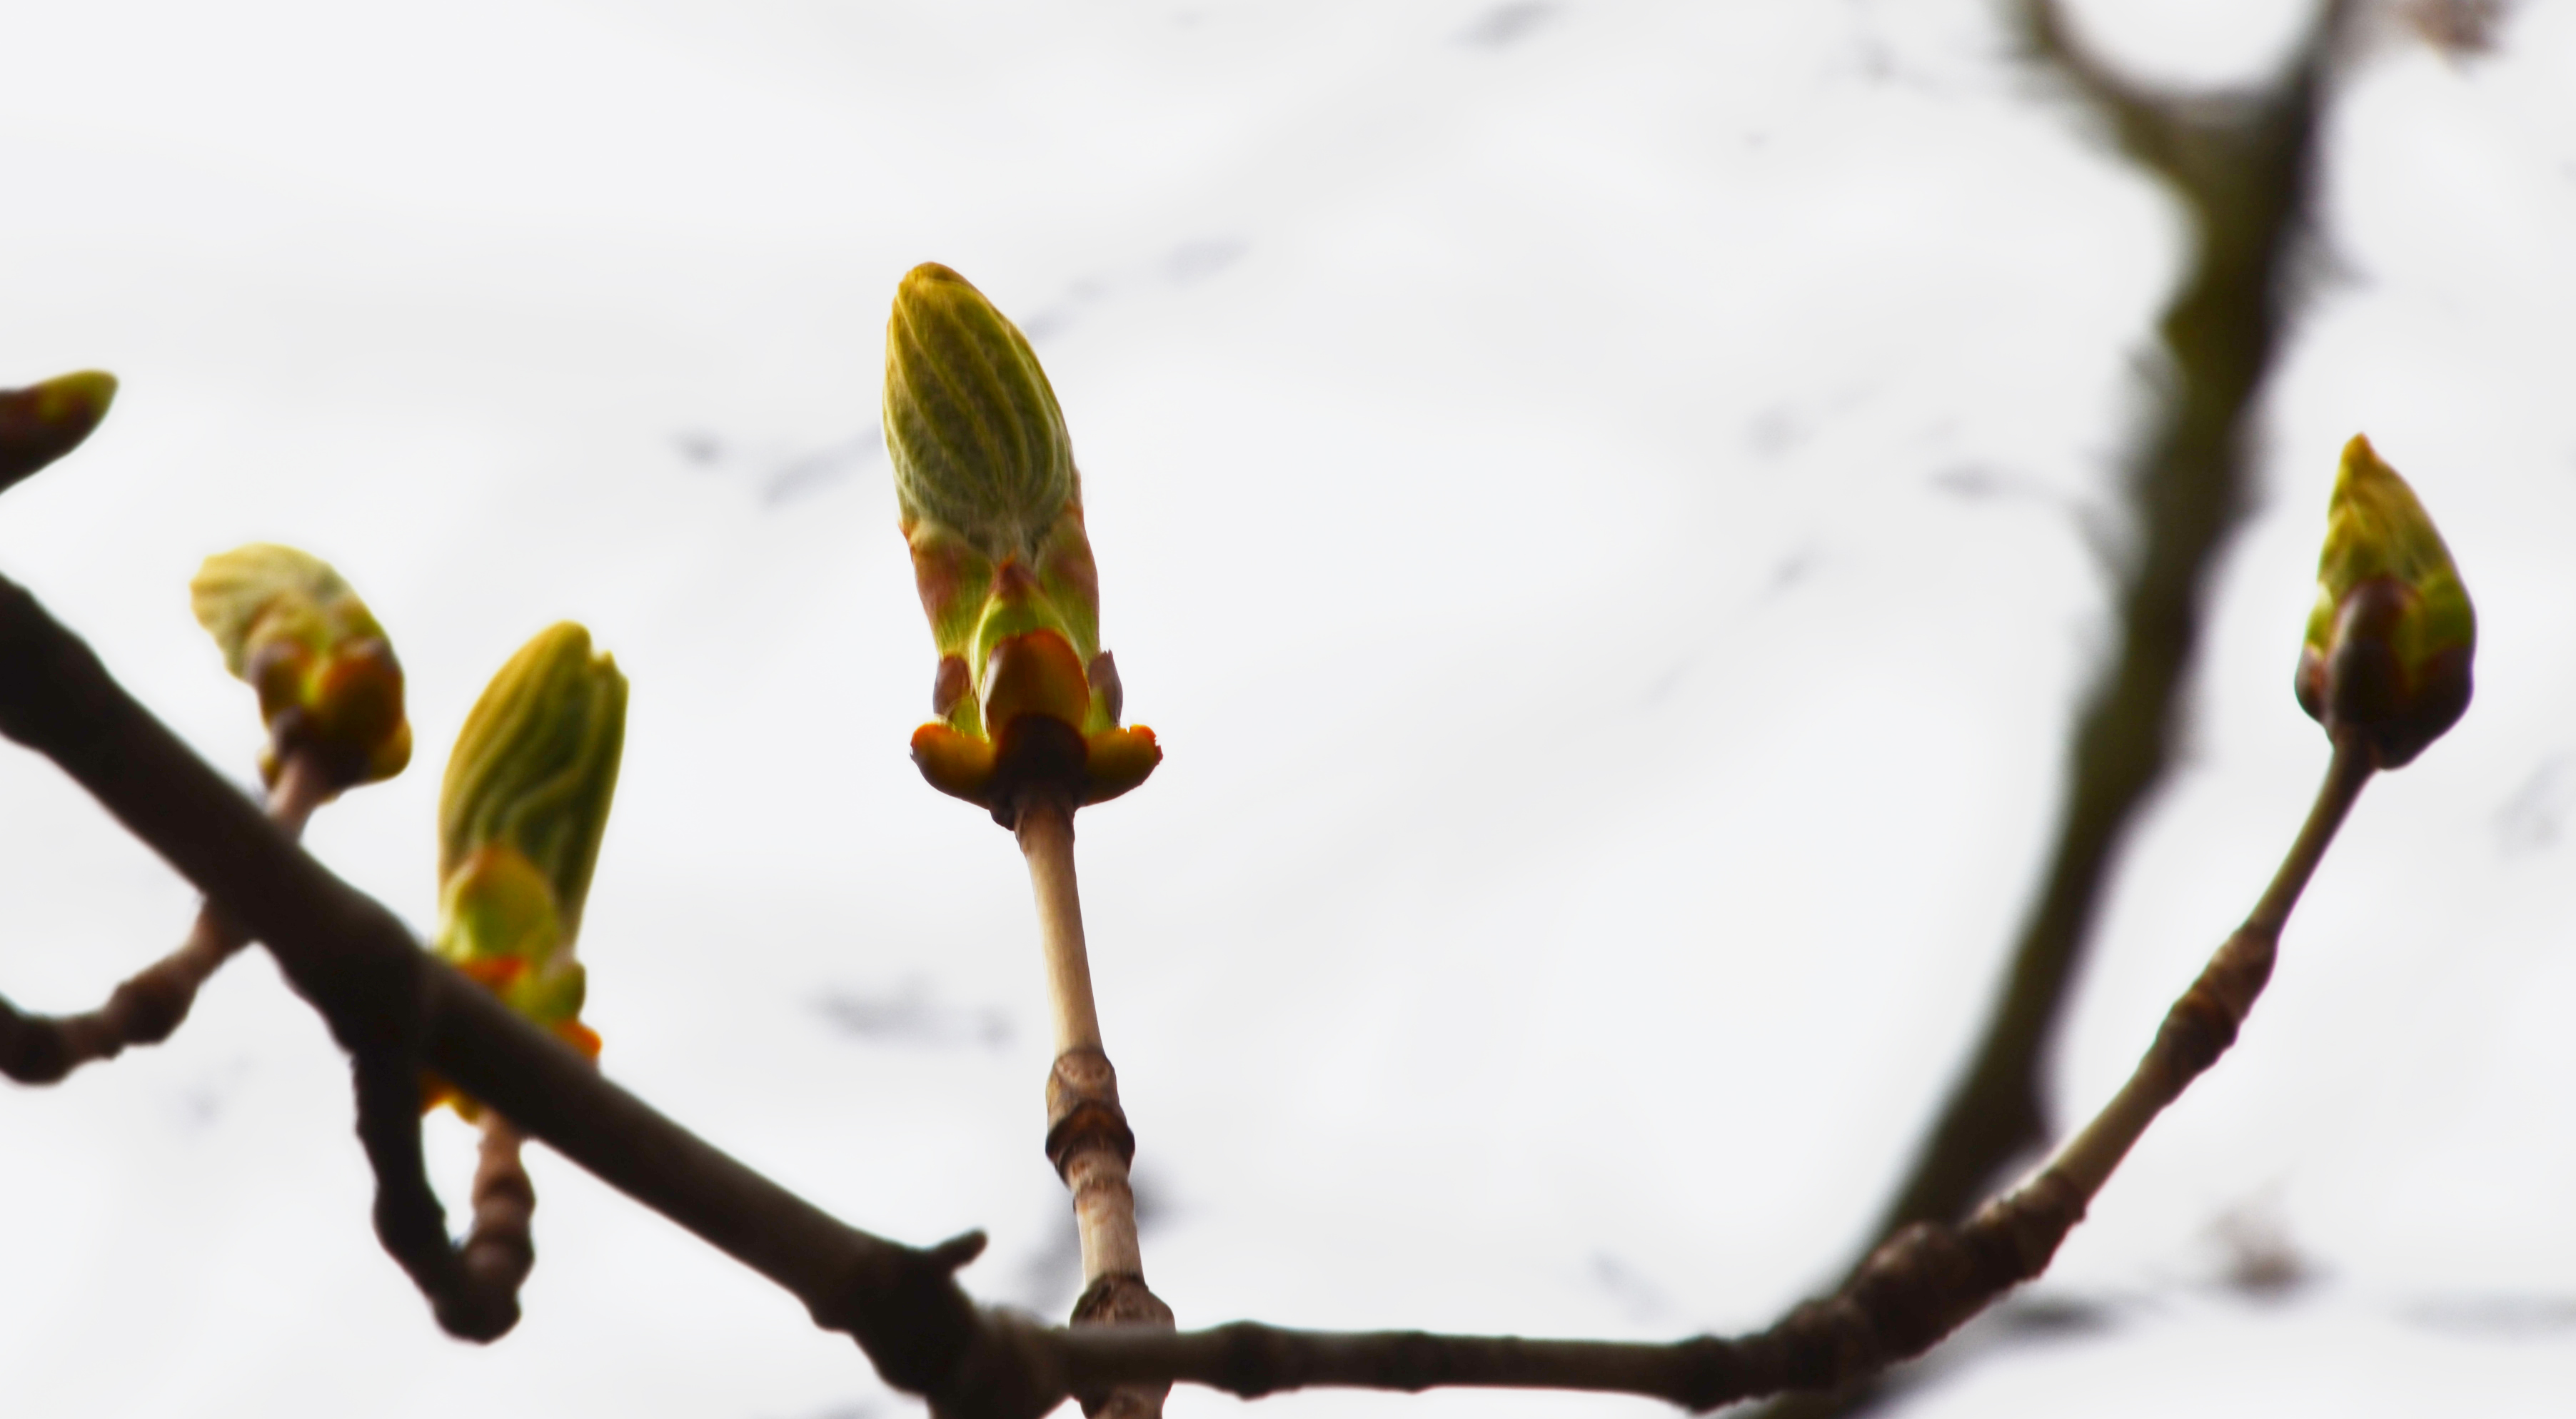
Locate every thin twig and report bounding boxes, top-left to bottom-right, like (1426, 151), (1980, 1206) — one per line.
(352, 1067), (545, 1340)
(1044, 742), (2375, 1411)
(0, 571), (1001, 1405)
(1798, 17), (2361, 1409)
(0, 749), (333, 1083)
(2049, 738), (2370, 1198)
(1018, 798), (1174, 1419)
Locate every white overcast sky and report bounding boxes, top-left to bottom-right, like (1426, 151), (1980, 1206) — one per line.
(4, 2), (2575, 1416)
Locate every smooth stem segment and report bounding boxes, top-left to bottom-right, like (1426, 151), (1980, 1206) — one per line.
(2049, 737), (2373, 1199)
(1022, 800), (1103, 1056)
(1016, 798), (1173, 1419)
(0, 748), (336, 1084)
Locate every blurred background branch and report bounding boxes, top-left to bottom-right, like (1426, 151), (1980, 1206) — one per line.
(1766, 3), (2362, 1414)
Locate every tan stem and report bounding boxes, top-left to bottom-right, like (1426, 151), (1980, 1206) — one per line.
(1020, 802), (1102, 1055)
(1017, 799), (1173, 1418)
(2048, 739), (2373, 1199)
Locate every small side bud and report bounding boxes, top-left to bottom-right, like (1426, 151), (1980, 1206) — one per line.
(2294, 435), (2474, 768)
(0, 370), (117, 493)
(428, 624), (626, 1112)
(191, 543), (413, 788)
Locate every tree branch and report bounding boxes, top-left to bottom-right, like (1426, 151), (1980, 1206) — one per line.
(0, 555), (2379, 1416)
(0, 568), (1003, 1407)
(1836, 0), (2358, 1298)
(1751, 17), (2361, 1413)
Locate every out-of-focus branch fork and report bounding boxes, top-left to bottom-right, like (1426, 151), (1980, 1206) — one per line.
(1759, 4), (2361, 1414)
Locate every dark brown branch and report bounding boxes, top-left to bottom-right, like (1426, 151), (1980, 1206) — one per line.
(0, 570), (1003, 1408)
(1836, 0), (2358, 1306)
(1045, 1176), (2083, 1411)
(353, 1042), (518, 1339)
(0, 752), (330, 1084)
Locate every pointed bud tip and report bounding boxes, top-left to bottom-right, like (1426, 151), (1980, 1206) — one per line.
(2298, 435), (2474, 768)
(901, 261), (974, 293)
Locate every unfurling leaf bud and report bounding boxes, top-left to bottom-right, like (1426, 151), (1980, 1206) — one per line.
(882, 264), (1159, 825)
(427, 624), (625, 1111)
(191, 543), (413, 789)
(2294, 435), (2474, 768)
(0, 370), (117, 492)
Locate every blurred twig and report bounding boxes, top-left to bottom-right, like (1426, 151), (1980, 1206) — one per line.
(1758, 4), (2358, 1415)
(0, 751), (331, 1083)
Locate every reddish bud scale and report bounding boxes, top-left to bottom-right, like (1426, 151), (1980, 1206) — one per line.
(2294, 575), (2472, 769)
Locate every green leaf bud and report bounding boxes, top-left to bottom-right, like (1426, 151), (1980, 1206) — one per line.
(880, 265), (1158, 824)
(439, 623), (628, 946)
(421, 624), (624, 1114)
(2294, 435), (2474, 768)
(885, 263), (1076, 566)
